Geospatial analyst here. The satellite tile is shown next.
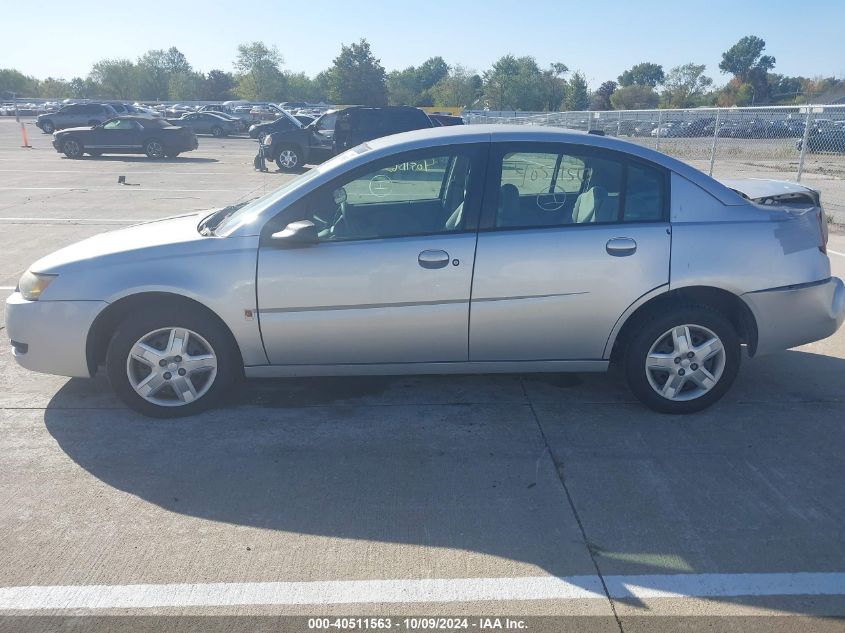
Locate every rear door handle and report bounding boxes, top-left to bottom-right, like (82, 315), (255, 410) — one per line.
(606, 237), (637, 256)
(418, 249), (450, 269)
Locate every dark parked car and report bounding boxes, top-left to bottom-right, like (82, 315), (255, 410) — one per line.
(166, 112), (240, 137)
(682, 117), (716, 137)
(260, 106), (433, 171)
(248, 111), (304, 142)
(198, 108), (248, 131)
(798, 129), (845, 154)
(295, 114), (315, 126)
(52, 116), (198, 159)
(36, 103), (118, 133)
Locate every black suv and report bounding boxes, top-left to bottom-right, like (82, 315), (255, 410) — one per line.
(258, 106), (433, 171)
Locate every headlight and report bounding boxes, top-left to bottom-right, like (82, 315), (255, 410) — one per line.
(263, 134), (272, 145)
(18, 271), (57, 301)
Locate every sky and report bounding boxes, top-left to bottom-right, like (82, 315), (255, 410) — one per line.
(2, 0), (844, 87)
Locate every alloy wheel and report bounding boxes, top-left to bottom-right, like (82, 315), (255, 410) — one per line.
(63, 139), (81, 158)
(146, 140), (164, 159)
(278, 149), (298, 169)
(126, 327), (218, 407)
(645, 324), (726, 402)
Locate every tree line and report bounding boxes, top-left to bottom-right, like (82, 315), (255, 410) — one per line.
(1, 36), (843, 110)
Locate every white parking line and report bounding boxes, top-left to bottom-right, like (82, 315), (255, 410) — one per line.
(828, 249), (845, 257)
(0, 286), (15, 290)
(0, 572), (843, 610)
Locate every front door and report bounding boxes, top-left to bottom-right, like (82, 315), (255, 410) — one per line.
(470, 143), (671, 361)
(257, 144), (485, 366)
(309, 111), (338, 162)
(95, 119), (142, 151)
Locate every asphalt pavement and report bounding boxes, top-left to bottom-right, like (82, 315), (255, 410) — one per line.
(1, 118), (845, 631)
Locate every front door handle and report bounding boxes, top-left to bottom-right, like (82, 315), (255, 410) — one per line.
(606, 237), (637, 257)
(418, 249), (450, 269)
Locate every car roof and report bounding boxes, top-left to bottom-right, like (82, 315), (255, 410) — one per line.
(363, 124), (746, 206)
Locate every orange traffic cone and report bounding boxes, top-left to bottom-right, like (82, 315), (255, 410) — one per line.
(21, 122), (32, 148)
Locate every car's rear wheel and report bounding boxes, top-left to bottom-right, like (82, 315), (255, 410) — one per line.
(61, 137), (83, 159)
(211, 126), (224, 137)
(41, 120), (55, 133)
(275, 146), (301, 171)
(144, 139), (165, 159)
(106, 307), (239, 418)
(624, 306), (740, 414)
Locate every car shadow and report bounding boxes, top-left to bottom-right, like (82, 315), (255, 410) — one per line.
(42, 349), (845, 612)
(63, 156), (219, 164)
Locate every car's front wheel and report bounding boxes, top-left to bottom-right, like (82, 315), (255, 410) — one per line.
(106, 306), (240, 417)
(624, 306), (740, 414)
(211, 126), (224, 137)
(41, 120), (55, 133)
(61, 137), (83, 159)
(275, 146), (301, 171)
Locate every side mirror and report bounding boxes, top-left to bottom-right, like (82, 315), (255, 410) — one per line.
(271, 220), (318, 247)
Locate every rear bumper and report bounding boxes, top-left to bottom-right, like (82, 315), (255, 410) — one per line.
(743, 277), (845, 356)
(5, 293), (106, 377)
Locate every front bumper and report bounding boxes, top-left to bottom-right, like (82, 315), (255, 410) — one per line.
(743, 277), (845, 356)
(5, 293), (107, 377)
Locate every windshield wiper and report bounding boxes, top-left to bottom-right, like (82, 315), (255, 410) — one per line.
(198, 200), (254, 236)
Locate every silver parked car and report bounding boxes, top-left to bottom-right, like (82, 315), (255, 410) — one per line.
(5, 126), (844, 417)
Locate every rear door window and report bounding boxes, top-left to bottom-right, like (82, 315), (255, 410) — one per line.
(490, 144), (666, 228)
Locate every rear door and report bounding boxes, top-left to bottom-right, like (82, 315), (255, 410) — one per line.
(469, 142), (671, 361)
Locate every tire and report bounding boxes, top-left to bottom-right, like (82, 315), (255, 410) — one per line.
(41, 120), (55, 134)
(144, 139), (165, 159)
(61, 137), (84, 159)
(106, 304), (240, 418)
(275, 145), (301, 171)
(211, 126), (224, 138)
(624, 305), (740, 414)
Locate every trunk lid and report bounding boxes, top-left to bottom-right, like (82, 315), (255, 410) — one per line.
(719, 178), (828, 252)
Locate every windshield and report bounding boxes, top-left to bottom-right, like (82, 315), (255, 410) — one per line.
(214, 145), (371, 236)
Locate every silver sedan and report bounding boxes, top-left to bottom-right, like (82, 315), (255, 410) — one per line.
(6, 126), (845, 417)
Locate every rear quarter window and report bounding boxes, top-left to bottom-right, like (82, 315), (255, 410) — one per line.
(624, 163), (666, 222)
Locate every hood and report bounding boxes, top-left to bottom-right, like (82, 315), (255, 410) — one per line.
(31, 212), (209, 274)
(718, 178), (819, 203)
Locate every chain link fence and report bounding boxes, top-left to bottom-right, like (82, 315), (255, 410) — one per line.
(465, 105), (845, 224)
